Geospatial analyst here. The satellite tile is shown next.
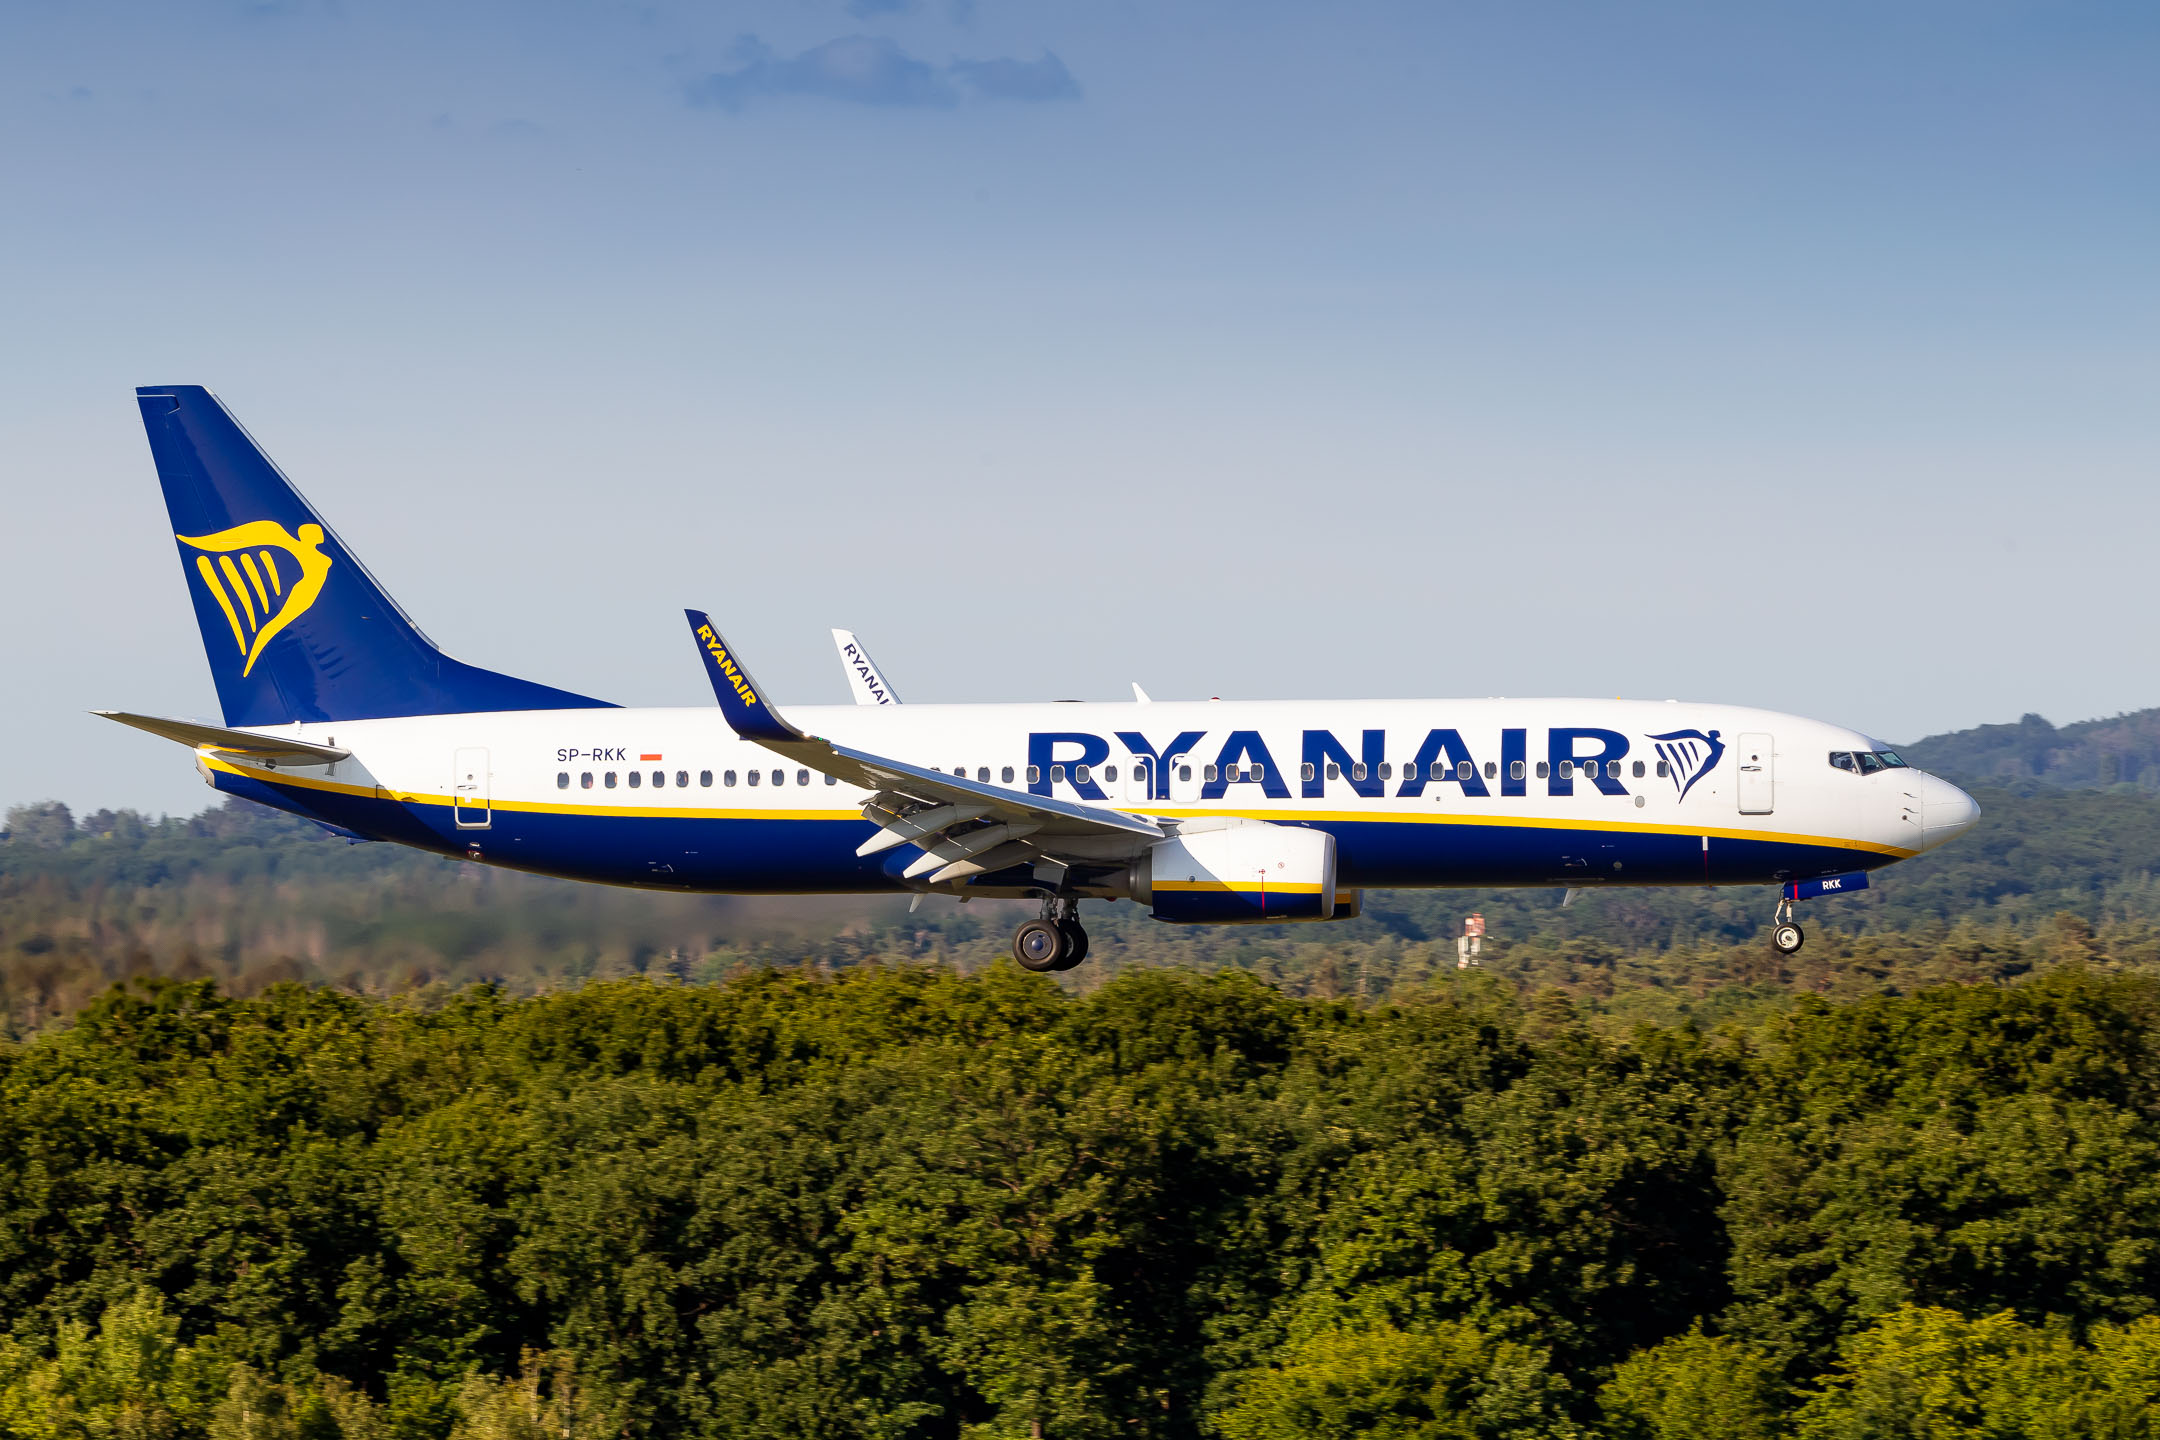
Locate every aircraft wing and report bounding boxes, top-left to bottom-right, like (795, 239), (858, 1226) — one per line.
(686, 611), (1159, 883)
(94, 710), (351, 764)
(832, 628), (902, 705)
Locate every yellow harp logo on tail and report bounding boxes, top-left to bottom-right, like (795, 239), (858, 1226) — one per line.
(176, 522), (334, 677)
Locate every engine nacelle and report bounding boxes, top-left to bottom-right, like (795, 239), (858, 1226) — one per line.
(1130, 818), (1351, 924)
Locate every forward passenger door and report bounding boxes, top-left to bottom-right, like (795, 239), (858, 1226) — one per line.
(1736, 733), (1774, 815)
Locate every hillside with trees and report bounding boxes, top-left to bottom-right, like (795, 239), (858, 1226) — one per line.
(1903, 706), (2160, 790)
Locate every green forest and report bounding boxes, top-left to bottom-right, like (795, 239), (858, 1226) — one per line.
(3, 964), (2159, 1438)
(5, 707), (2160, 1436)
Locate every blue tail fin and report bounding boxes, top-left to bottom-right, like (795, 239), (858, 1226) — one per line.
(138, 386), (614, 726)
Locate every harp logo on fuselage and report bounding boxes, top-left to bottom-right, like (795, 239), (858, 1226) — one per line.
(176, 521), (334, 677)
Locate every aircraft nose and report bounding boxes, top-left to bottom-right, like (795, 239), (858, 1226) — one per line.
(1915, 772), (1981, 851)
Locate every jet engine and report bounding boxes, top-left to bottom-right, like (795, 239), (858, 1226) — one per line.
(1128, 818), (1358, 923)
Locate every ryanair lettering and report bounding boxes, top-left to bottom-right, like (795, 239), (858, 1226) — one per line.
(841, 642), (895, 705)
(1027, 727), (1717, 802)
(696, 625), (760, 707)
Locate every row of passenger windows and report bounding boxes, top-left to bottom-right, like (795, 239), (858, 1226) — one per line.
(552, 756), (1679, 793)
(1829, 750), (1908, 774)
(556, 769), (840, 790)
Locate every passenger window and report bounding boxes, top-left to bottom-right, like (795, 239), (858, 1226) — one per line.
(700, 770), (713, 787)
(1302, 763), (1316, 782)
(826, 773), (837, 785)
(1051, 764), (1066, 784)
(772, 769), (786, 786)
(724, 770), (737, 786)
(978, 767), (991, 782)
(652, 771), (664, 788)
(1326, 762), (1339, 780)
(1076, 764), (1091, 785)
(1458, 760), (1472, 780)
(557, 772), (569, 789)
(1352, 762), (1367, 781)
(1251, 763), (1265, 781)
(798, 769), (810, 786)
(1632, 760), (1645, 778)
(1178, 764), (1192, 782)
(1027, 766), (1041, 784)
(1379, 763), (1393, 781)
(1104, 764), (1118, 783)
(605, 772), (618, 788)
(747, 769), (760, 786)
(1204, 765), (1219, 782)
(1536, 761), (1549, 779)
(1003, 766), (1015, 783)
(677, 771), (689, 788)
(1510, 761), (1524, 781)
(581, 772), (593, 789)
(628, 771), (642, 788)
(1485, 762), (1498, 780)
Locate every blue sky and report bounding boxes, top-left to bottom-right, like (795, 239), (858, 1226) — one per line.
(4, 1), (2158, 817)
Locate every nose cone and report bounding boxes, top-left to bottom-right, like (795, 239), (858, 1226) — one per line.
(1916, 772), (1981, 852)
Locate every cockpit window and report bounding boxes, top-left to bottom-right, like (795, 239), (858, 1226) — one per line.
(1835, 749), (1909, 774)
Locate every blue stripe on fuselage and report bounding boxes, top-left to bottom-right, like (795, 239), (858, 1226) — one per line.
(211, 767), (1894, 894)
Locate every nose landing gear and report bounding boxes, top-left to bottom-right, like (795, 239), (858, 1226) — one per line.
(1013, 897), (1088, 972)
(1770, 893), (1805, 955)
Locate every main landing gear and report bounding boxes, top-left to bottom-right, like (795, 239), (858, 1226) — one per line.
(1770, 893), (1805, 955)
(1012, 897), (1089, 973)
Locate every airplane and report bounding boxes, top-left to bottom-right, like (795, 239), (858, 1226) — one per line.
(103, 386), (1982, 972)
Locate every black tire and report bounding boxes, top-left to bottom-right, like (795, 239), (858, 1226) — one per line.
(1052, 920), (1089, 971)
(1772, 922), (1804, 955)
(1013, 919), (1068, 972)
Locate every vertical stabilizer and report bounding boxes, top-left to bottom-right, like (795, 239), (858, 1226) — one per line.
(138, 386), (613, 726)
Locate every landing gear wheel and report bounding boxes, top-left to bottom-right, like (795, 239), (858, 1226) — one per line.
(1772, 922), (1805, 955)
(1013, 919), (1069, 972)
(1052, 920), (1089, 971)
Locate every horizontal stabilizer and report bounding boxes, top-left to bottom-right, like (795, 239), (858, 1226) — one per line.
(94, 710), (351, 764)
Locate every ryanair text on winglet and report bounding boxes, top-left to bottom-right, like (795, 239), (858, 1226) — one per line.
(696, 625), (760, 707)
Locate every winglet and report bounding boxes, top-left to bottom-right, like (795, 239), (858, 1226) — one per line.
(832, 628), (903, 705)
(684, 611), (802, 744)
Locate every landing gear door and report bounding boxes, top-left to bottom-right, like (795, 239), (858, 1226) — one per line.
(1737, 732), (1774, 815)
(453, 747), (491, 829)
